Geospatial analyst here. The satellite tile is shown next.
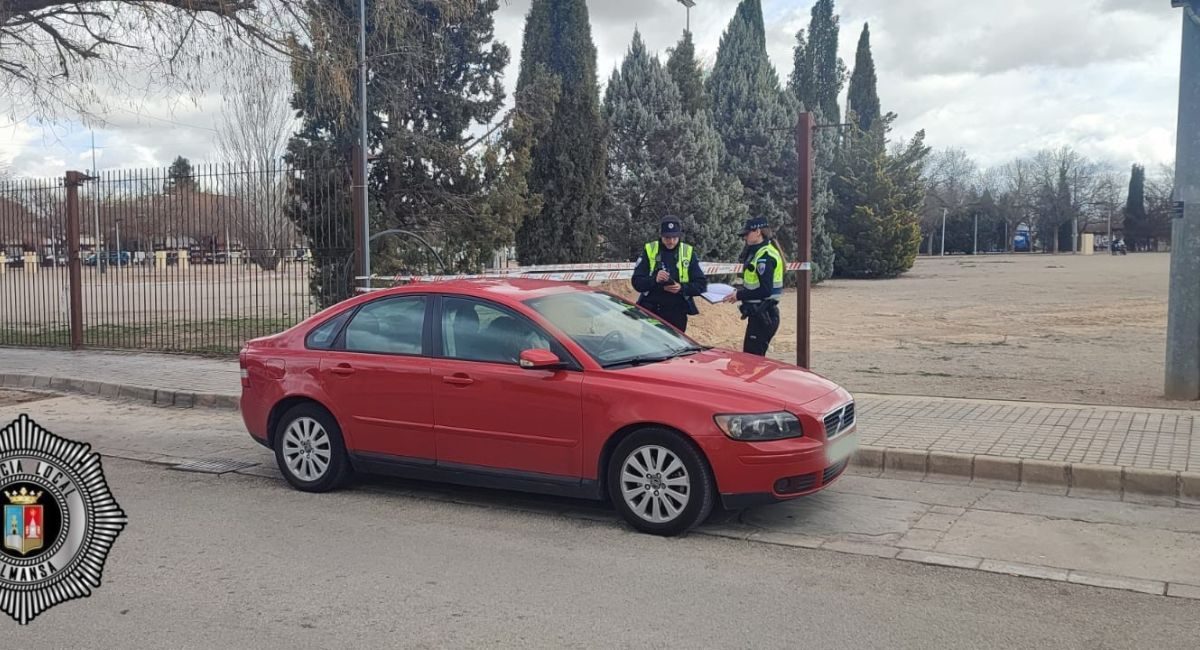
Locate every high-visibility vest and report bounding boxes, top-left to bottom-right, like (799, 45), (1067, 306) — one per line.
(743, 242), (784, 299)
(644, 241), (693, 283)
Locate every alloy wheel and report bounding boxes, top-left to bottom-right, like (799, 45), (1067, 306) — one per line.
(619, 445), (692, 523)
(281, 416), (333, 482)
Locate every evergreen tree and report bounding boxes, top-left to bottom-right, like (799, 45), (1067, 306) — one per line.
(1123, 163), (1147, 248)
(601, 31), (745, 262)
(285, 0), (533, 307)
(165, 156), (196, 193)
(788, 29), (808, 107)
(514, 0), (607, 264)
(707, 0), (797, 257)
(829, 115), (929, 278)
(788, 28), (835, 282)
(847, 23), (880, 132)
(795, 0), (846, 126)
(666, 30), (706, 117)
(809, 118), (837, 283)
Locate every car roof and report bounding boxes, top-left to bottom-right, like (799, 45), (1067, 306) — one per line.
(372, 278), (587, 302)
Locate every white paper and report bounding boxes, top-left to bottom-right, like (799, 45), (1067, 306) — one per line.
(701, 283), (736, 304)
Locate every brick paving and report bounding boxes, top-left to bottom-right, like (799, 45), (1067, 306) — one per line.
(859, 396), (1200, 473)
(2, 346), (1197, 473)
(0, 347), (238, 395)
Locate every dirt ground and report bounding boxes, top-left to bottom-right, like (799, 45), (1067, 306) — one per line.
(605, 252), (1184, 410)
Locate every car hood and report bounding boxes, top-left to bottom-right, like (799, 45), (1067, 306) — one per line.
(608, 348), (841, 411)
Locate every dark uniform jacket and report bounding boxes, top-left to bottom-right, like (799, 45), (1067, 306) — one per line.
(631, 243), (708, 316)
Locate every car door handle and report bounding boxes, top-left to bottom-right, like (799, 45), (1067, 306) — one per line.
(329, 364), (355, 376)
(442, 374), (474, 386)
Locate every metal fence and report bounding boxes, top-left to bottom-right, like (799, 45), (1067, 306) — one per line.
(0, 160), (356, 355)
(0, 177), (71, 347)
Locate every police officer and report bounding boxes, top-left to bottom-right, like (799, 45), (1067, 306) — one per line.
(631, 215), (708, 332)
(722, 216), (784, 356)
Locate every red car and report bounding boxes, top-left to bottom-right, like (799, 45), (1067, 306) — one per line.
(239, 279), (858, 536)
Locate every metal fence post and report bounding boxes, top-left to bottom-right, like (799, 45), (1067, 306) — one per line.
(351, 145), (365, 289)
(64, 171), (86, 350)
(795, 113), (814, 369)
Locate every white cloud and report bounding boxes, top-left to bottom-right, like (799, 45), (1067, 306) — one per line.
(0, 0), (1186, 178)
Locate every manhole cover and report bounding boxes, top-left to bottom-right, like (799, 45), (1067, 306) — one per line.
(171, 458), (258, 474)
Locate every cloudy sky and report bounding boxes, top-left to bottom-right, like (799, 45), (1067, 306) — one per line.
(0, 0), (1185, 178)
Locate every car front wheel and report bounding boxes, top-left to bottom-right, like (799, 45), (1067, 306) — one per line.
(274, 403), (352, 492)
(608, 428), (715, 536)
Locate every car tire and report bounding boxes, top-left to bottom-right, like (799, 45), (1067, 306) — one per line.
(273, 402), (352, 493)
(608, 428), (715, 537)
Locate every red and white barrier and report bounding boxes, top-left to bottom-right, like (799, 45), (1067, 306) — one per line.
(353, 261), (812, 292)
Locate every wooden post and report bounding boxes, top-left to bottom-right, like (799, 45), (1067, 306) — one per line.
(64, 171), (86, 350)
(795, 113), (814, 369)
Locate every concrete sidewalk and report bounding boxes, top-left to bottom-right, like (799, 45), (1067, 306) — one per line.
(2, 346), (1198, 504)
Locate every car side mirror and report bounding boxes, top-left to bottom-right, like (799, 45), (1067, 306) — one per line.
(519, 348), (564, 370)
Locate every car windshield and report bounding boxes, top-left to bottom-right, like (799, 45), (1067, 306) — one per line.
(524, 291), (704, 368)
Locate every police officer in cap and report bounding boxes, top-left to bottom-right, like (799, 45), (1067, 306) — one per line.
(632, 215), (708, 332)
(722, 216), (784, 355)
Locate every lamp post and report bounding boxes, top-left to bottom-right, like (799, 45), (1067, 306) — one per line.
(358, 0), (370, 288)
(1165, 0), (1200, 400)
(677, 0), (696, 32)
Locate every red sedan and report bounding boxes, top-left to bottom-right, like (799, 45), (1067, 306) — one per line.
(239, 279), (858, 536)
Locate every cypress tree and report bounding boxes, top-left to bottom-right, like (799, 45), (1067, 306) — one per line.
(666, 30), (706, 117)
(797, 0), (846, 126)
(707, 0), (797, 258)
(788, 28), (835, 282)
(1123, 163), (1147, 248)
(601, 30), (746, 262)
(847, 23), (881, 132)
(514, 0), (607, 265)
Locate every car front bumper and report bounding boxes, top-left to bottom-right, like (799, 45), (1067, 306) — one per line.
(705, 405), (860, 511)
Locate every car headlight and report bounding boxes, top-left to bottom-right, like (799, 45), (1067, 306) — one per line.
(714, 412), (803, 441)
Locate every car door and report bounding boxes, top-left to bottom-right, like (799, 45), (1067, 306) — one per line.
(317, 294), (435, 464)
(430, 295), (585, 479)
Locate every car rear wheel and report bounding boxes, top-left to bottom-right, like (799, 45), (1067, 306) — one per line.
(608, 428), (715, 536)
(274, 403), (352, 492)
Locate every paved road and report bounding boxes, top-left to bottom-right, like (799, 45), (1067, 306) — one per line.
(2, 391), (1200, 594)
(3, 457), (1197, 649)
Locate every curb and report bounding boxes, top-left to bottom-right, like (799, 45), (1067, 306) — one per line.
(703, 526), (1200, 601)
(1, 373), (239, 411)
(849, 446), (1200, 509)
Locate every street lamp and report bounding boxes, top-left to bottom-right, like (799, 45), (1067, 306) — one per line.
(1165, 0), (1200, 400)
(677, 0), (696, 32)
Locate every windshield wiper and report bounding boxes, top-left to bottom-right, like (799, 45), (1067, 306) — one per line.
(601, 352), (676, 369)
(602, 346), (703, 369)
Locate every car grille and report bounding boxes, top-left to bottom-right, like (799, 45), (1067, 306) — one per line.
(823, 402), (856, 438)
(823, 458), (848, 484)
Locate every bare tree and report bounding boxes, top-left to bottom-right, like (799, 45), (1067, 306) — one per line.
(1026, 147), (1106, 253)
(983, 160), (1029, 252)
(0, 0), (307, 120)
(214, 54), (298, 270)
(921, 148), (978, 253)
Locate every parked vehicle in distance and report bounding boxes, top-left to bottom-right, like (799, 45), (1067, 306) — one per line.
(84, 251), (132, 266)
(239, 279), (858, 536)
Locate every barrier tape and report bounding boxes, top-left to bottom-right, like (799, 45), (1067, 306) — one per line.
(353, 261), (812, 292)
